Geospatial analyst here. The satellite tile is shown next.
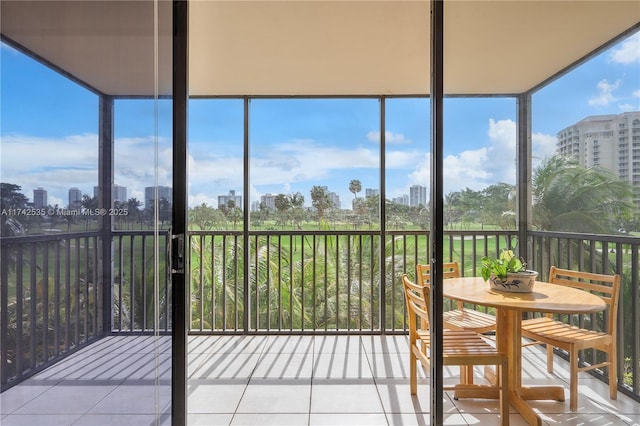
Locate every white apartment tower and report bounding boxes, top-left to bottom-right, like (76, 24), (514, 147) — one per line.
(113, 185), (127, 203)
(218, 190), (242, 209)
(365, 188), (379, 198)
(93, 185), (127, 203)
(144, 186), (173, 209)
(68, 187), (82, 209)
(260, 193), (276, 210)
(409, 185), (427, 207)
(557, 111), (640, 206)
(33, 187), (47, 209)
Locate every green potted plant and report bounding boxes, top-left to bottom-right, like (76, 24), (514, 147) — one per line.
(481, 249), (538, 293)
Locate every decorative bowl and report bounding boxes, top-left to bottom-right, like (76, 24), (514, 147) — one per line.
(489, 270), (538, 293)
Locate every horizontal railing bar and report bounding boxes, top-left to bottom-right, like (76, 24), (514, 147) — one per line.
(0, 231), (100, 245)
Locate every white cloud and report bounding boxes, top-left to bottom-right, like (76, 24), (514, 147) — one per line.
(366, 130), (410, 144)
(488, 118), (516, 153)
(189, 192), (219, 208)
(401, 118), (558, 195)
(633, 90), (640, 98)
(588, 79), (621, 106)
(619, 103), (637, 112)
(609, 33), (640, 65)
(532, 132), (558, 168)
(386, 150), (420, 168)
(1, 133), (173, 207)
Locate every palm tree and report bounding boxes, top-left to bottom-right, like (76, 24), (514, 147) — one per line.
(288, 192), (305, 230)
(532, 155), (634, 233)
(348, 179), (362, 200)
(310, 186), (331, 227)
(126, 197), (142, 229)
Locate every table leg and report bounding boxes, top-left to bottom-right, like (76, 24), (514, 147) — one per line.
(498, 309), (566, 425)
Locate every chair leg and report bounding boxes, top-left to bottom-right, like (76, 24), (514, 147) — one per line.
(459, 365), (474, 385)
(410, 350), (417, 395)
(546, 344), (554, 373)
(499, 359), (509, 426)
(609, 348), (618, 401)
(569, 350), (578, 411)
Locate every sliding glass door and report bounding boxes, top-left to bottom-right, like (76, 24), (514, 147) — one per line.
(0, 1), (174, 423)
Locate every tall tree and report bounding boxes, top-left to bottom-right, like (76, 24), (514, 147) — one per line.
(348, 179), (362, 199)
(481, 183), (516, 229)
(189, 203), (223, 230)
(126, 197), (142, 228)
(274, 193), (290, 229)
(532, 155), (634, 233)
(0, 182), (29, 236)
(81, 194), (98, 210)
(0, 182), (29, 210)
(159, 197), (172, 228)
(288, 192), (306, 229)
(310, 186), (331, 227)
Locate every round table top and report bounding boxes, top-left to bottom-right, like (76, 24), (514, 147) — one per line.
(442, 276), (606, 314)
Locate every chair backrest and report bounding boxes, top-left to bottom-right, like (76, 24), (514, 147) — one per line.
(548, 266), (621, 336)
(416, 261), (460, 286)
(402, 274), (431, 333)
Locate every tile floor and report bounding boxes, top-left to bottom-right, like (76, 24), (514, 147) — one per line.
(1, 335), (639, 425)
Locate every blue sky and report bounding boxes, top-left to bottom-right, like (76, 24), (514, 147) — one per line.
(1, 30), (639, 210)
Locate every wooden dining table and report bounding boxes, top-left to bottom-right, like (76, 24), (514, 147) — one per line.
(442, 276), (606, 426)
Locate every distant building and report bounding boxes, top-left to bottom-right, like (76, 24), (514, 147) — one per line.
(328, 191), (340, 209)
(113, 185), (127, 203)
(218, 190), (242, 209)
(68, 187), (82, 209)
(33, 187), (47, 208)
(251, 200), (261, 212)
(393, 194), (409, 206)
(409, 185), (427, 207)
(365, 188), (379, 198)
(260, 193), (276, 210)
(145, 186), (172, 209)
(317, 186), (340, 209)
(557, 111), (640, 207)
(93, 184), (128, 203)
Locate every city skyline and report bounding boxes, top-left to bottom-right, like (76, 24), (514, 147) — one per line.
(1, 31), (639, 210)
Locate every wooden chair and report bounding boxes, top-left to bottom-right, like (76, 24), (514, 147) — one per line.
(416, 262), (496, 334)
(402, 274), (509, 425)
(521, 266), (621, 411)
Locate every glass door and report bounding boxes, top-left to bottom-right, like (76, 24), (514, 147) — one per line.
(0, 1), (174, 423)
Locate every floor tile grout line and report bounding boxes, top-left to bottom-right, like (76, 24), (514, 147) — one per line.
(229, 335), (267, 425)
(308, 335), (315, 426)
(360, 335), (392, 425)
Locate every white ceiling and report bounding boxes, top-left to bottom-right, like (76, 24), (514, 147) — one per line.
(2, 0), (639, 96)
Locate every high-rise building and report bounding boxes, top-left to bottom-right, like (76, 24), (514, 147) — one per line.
(114, 185), (127, 203)
(317, 186), (340, 209)
(393, 194), (409, 206)
(409, 185), (427, 207)
(557, 111), (640, 206)
(260, 193), (276, 210)
(218, 190), (242, 209)
(68, 187), (82, 209)
(365, 188), (379, 198)
(145, 186), (172, 209)
(328, 191), (340, 209)
(33, 187), (47, 209)
(93, 185), (128, 203)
